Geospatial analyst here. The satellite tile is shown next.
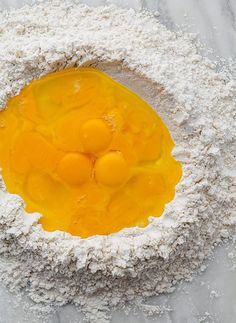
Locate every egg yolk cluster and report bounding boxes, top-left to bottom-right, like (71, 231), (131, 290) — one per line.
(0, 68), (181, 238)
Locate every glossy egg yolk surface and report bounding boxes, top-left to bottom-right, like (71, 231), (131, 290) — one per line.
(0, 68), (182, 238)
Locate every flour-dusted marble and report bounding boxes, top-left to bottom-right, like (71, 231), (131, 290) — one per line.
(1, 243), (236, 323)
(143, 0), (236, 58)
(0, 1), (235, 323)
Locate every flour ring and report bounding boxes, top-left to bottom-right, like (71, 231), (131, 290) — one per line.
(0, 50), (190, 265)
(0, 2), (235, 321)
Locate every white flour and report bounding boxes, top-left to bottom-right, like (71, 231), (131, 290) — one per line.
(0, 1), (235, 322)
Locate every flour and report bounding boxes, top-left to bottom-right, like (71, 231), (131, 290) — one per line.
(0, 1), (235, 322)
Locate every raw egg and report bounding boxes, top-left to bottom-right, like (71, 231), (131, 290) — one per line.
(0, 68), (182, 238)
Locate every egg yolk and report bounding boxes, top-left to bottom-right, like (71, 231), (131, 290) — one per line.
(0, 68), (182, 238)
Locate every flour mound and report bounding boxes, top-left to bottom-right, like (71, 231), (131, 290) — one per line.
(0, 1), (235, 322)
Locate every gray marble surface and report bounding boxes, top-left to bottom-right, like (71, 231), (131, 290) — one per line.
(0, 1), (235, 323)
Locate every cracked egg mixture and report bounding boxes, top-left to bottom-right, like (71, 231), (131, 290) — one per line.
(0, 68), (181, 238)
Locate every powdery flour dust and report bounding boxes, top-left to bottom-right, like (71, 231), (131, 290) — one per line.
(0, 1), (235, 322)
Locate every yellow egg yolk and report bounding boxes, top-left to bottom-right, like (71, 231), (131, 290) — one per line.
(0, 68), (182, 238)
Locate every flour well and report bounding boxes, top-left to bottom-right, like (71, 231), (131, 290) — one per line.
(0, 1), (235, 322)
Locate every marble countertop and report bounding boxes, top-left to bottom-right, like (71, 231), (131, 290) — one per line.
(0, 1), (235, 323)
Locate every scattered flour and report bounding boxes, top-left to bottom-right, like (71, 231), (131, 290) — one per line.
(0, 1), (235, 322)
